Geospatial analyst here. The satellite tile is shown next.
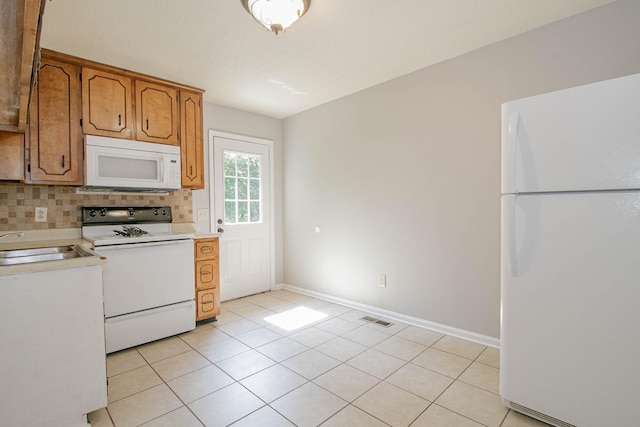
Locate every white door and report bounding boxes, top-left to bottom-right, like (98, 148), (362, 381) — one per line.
(212, 135), (272, 301)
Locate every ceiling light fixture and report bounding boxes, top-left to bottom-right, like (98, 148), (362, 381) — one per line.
(242, 0), (311, 35)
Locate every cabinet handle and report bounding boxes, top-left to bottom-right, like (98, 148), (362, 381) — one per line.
(118, 114), (121, 126)
(61, 155), (65, 167)
(146, 119), (149, 130)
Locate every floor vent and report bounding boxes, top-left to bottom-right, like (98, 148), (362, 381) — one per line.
(508, 401), (576, 427)
(360, 316), (393, 327)
(375, 319), (392, 327)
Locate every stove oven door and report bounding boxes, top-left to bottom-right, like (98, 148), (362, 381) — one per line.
(96, 239), (194, 318)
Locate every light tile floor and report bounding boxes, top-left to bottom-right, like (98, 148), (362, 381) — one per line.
(89, 290), (550, 427)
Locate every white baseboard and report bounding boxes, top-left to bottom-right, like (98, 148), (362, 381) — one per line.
(279, 283), (499, 349)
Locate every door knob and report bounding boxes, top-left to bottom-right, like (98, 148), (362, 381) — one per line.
(217, 219), (223, 224)
(217, 227), (224, 233)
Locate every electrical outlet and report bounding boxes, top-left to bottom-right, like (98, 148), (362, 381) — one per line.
(378, 274), (387, 288)
(35, 207), (47, 222)
(197, 208), (209, 220)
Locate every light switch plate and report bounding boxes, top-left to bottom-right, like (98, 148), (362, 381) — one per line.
(197, 208), (209, 220)
(379, 274), (387, 288)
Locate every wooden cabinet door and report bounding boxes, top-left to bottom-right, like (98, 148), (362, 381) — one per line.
(180, 90), (204, 189)
(28, 58), (82, 184)
(195, 237), (218, 260)
(196, 259), (219, 290)
(0, 131), (24, 181)
(196, 289), (220, 320)
(81, 68), (133, 138)
(194, 237), (220, 321)
(135, 80), (179, 145)
(0, 0), (44, 133)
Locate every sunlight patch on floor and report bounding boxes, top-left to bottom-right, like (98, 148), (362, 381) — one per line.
(264, 306), (328, 331)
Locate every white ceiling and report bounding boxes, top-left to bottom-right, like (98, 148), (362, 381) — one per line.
(40, 0), (614, 119)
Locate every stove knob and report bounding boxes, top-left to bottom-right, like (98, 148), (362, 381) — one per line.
(128, 208), (135, 216)
(100, 208), (107, 217)
(89, 209), (97, 217)
(161, 209), (167, 216)
(152, 209), (159, 216)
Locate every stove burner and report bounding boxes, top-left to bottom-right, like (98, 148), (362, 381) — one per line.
(113, 225), (149, 237)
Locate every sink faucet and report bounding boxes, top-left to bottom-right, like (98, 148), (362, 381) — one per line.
(0, 232), (24, 240)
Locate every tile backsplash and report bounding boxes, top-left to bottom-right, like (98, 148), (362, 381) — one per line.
(0, 183), (193, 231)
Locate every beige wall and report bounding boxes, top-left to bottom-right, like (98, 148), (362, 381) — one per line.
(282, 0), (640, 338)
(194, 102), (284, 283)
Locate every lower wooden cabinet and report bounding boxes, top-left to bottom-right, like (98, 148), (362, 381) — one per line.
(196, 289), (220, 321)
(194, 237), (220, 321)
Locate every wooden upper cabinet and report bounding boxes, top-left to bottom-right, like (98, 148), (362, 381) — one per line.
(81, 68), (134, 138)
(28, 57), (82, 184)
(0, 131), (24, 181)
(180, 90), (204, 189)
(135, 80), (179, 145)
(0, 0), (45, 132)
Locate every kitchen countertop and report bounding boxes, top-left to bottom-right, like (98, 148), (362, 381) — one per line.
(0, 229), (106, 277)
(0, 225), (221, 276)
(194, 233), (221, 239)
(170, 222), (220, 239)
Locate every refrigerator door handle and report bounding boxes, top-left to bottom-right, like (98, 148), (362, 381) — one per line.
(508, 111), (520, 194)
(507, 195), (518, 277)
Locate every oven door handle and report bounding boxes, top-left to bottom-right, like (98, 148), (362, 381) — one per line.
(95, 239), (193, 251)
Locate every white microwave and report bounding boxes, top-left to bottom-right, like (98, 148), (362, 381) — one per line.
(85, 135), (181, 191)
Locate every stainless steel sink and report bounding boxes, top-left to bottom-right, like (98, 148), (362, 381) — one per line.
(0, 245), (94, 266)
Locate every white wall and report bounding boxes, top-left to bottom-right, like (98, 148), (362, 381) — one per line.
(282, 0), (640, 338)
(193, 102), (284, 283)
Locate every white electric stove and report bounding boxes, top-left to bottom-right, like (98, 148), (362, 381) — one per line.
(82, 206), (195, 353)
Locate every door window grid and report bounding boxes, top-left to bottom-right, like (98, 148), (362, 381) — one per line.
(224, 151), (261, 224)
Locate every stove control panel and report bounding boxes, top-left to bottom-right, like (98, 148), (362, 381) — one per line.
(82, 206), (173, 225)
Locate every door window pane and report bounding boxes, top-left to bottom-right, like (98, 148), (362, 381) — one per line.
(223, 151), (262, 224)
(237, 201), (248, 222)
(225, 201), (236, 224)
(250, 201), (260, 222)
(224, 178), (236, 199)
(224, 153), (236, 176)
(238, 178), (248, 200)
(237, 156), (248, 177)
(249, 157), (260, 178)
(250, 178), (260, 199)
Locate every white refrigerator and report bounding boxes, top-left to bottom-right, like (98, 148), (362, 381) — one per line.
(500, 72), (640, 427)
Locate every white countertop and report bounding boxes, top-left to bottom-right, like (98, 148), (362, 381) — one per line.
(194, 233), (221, 239)
(170, 222), (220, 239)
(0, 229), (106, 277)
(0, 225), (220, 276)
